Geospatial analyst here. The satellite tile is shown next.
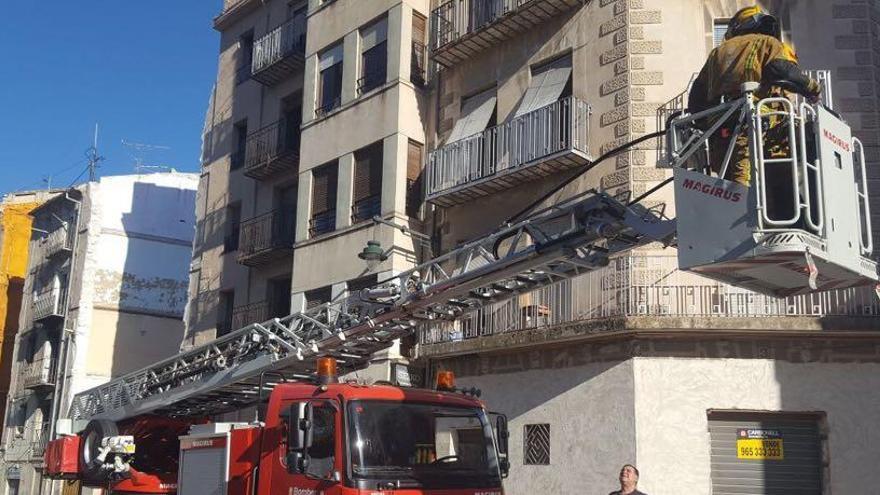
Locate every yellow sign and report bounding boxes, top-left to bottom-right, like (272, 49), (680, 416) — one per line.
(736, 428), (784, 460)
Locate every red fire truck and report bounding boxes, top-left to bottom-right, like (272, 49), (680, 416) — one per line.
(46, 360), (509, 495)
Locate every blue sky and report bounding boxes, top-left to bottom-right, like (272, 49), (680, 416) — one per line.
(0, 2), (220, 195)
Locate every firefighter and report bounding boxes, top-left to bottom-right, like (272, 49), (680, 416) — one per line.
(688, 6), (822, 190)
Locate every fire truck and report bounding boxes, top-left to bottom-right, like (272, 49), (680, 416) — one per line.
(43, 80), (877, 495)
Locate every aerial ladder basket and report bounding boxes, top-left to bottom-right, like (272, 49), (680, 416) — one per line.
(667, 81), (878, 297)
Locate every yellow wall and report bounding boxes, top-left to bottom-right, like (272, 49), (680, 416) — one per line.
(0, 202), (38, 337)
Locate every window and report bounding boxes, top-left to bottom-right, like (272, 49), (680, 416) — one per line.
(514, 53), (573, 118)
(411, 12), (427, 86)
(317, 44), (344, 116)
(406, 140), (423, 218)
(281, 93), (302, 156)
(352, 142), (383, 223)
(268, 277), (292, 318)
(310, 162), (338, 237)
(232, 121), (248, 170)
(288, 3), (308, 53)
(307, 403), (337, 477)
(217, 290), (235, 336)
(224, 203), (241, 253)
(305, 286), (332, 310)
(236, 31), (254, 85)
(358, 17), (388, 95)
(7, 479), (19, 495)
(523, 424), (550, 465)
(713, 20), (729, 48)
(446, 88), (497, 144)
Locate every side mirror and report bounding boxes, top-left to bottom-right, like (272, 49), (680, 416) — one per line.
(286, 402), (314, 474)
(491, 413), (510, 478)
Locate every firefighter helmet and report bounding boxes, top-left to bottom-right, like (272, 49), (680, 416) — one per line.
(726, 6), (782, 40)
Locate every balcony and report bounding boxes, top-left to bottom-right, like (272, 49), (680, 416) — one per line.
(420, 254), (880, 347)
(426, 96), (590, 207)
(244, 119), (300, 180)
(430, 0), (583, 67)
(231, 301), (271, 330)
(237, 209), (295, 267)
(21, 359), (56, 390)
(251, 17), (306, 86)
(36, 228), (73, 260)
(411, 40), (428, 86)
(32, 285), (66, 323)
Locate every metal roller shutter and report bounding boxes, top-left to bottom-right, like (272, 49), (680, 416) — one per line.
(311, 162), (338, 215)
(178, 447), (227, 495)
(708, 411), (823, 495)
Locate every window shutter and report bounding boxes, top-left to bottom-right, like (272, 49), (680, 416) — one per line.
(407, 140), (423, 181)
(353, 143), (383, 202)
(311, 163), (338, 215)
(412, 13), (427, 44)
(514, 54), (573, 117)
(446, 89), (497, 143)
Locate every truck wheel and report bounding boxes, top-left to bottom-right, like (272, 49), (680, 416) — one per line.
(79, 419), (119, 480)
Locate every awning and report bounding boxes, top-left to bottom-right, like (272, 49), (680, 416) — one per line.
(446, 88), (497, 144)
(514, 56), (572, 117)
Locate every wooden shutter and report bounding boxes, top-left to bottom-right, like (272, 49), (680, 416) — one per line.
(353, 143), (383, 202)
(311, 163), (338, 215)
(412, 12), (426, 44)
(407, 140), (423, 181)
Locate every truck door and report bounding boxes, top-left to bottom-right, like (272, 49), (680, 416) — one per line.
(270, 400), (343, 495)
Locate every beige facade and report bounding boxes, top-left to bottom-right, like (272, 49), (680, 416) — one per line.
(193, 0), (880, 492)
(190, 0), (432, 382)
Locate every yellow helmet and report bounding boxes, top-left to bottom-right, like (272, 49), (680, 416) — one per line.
(726, 6), (782, 40)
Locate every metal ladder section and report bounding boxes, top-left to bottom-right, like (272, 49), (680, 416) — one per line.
(69, 191), (675, 423)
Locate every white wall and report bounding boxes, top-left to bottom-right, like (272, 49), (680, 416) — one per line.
(633, 357), (880, 494)
(455, 361), (636, 495)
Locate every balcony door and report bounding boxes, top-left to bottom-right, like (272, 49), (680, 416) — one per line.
(268, 277), (292, 319)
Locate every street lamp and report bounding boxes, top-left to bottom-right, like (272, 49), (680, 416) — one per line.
(358, 240), (388, 271)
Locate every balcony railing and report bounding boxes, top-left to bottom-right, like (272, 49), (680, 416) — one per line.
(32, 284), (66, 322)
(21, 358), (56, 390)
(420, 254), (880, 346)
(237, 209), (295, 267)
(430, 0), (583, 67)
(316, 96), (342, 118)
(31, 423), (50, 459)
(352, 195), (382, 223)
(231, 301), (270, 330)
(36, 228), (74, 260)
(251, 17), (307, 86)
(426, 96), (590, 206)
(309, 209), (336, 237)
(244, 119), (300, 180)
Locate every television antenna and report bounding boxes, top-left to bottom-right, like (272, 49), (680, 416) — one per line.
(121, 139), (172, 174)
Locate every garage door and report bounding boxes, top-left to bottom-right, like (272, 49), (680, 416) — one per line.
(708, 411), (823, 495)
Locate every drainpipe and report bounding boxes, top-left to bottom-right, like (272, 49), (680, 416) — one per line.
(46, 190), (82, 444)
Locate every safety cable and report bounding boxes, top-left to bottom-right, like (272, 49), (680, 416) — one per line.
(503, 130), (666, 225)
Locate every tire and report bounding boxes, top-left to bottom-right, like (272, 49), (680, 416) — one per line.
(79, 419), (119, 481)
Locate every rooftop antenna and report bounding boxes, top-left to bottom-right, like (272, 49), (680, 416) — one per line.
(121, 139), (171, 174)
(86, 123), (105, 182)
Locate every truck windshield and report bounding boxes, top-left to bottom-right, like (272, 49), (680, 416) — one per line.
(347, 400), (501, 488)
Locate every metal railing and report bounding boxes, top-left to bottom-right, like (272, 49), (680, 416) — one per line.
(420, 253), (879, 345)
(426, 96), (590, 198)
(432, 0), (513, 51)
(237, 209), (295, 259)
(357, 65), (387, 95)
(231, 301), (270, 330)
(315, 96), (341, 118)
(32, 284), (66, 322)
(309, 209), (336, 237)
(244, 119), (300, 175)
(31, 423), (50, 458)
(411, 40), (427, 86)
(252, 17), (307, 75)
(352, 195), (381, 223)
(21, 358), (56, 389)
(36, 227), (74, 260)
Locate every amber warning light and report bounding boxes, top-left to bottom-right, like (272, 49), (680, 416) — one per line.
(317, 357), (338, 384)
(436, 371), (455, 391)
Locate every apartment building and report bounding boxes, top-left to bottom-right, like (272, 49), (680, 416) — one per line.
(191, 0), (431, 380)
(414, 0), (880, 494)
(1, 173), (197, 495)
(0, 191), (59, 444)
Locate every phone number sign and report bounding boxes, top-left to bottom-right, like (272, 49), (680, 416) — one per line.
(736, 429), (784, 460)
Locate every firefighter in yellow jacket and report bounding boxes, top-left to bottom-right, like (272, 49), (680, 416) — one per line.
(688, 6), (822, 189)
